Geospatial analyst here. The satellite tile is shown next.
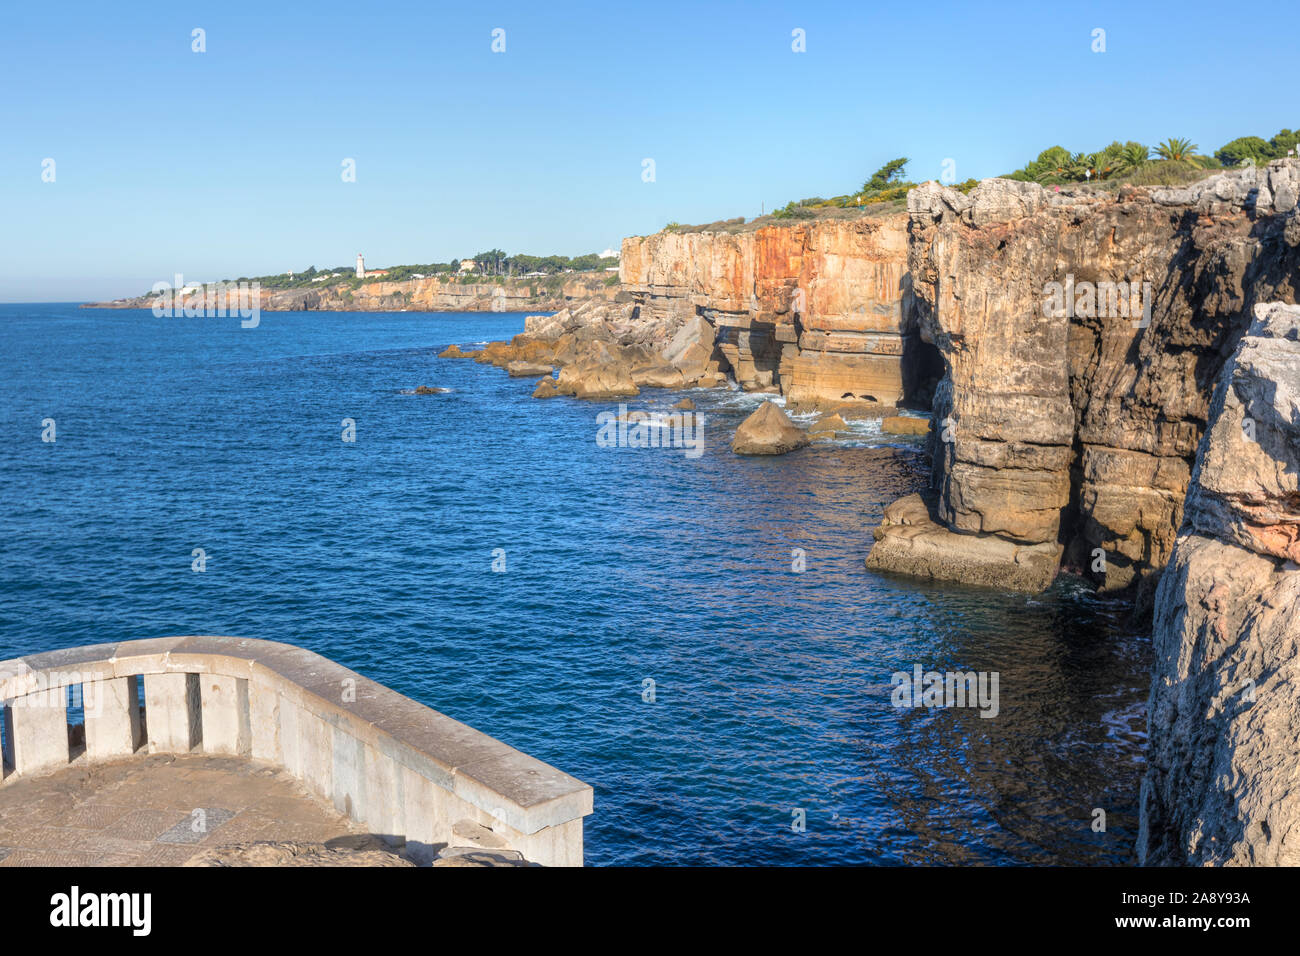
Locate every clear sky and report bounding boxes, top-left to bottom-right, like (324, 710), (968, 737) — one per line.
(3, 0), (1297, 301)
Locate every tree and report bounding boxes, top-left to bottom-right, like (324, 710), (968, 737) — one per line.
(1117, 142), (1151, 173)
(1154, 137), (1203, 164)
(863, 158), (909, 194)
(1069, 151), (1102, 180)
(1268, 128), (1300, 158)
(1215, 136), (1271, 167)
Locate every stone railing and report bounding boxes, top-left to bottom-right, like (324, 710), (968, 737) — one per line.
(0, 636), (593, 866)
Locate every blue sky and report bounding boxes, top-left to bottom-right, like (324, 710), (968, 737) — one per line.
(3, 0), (1297, 301)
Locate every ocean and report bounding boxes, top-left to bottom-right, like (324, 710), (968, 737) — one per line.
(0, 304), (1149, 865)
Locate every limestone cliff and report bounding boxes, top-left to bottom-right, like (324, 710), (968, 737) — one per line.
(85, 273), (615, 313)
(869, 159), (1300, 594)
(1139, 302), (1300, 865)
(619, 214), (935, 406)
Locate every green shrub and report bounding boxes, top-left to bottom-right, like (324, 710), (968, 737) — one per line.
(1115, 159), (1215, 187)
(1216, 136), (1272, 167)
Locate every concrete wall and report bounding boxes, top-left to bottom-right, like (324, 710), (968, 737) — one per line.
(0, 637), (593, 867)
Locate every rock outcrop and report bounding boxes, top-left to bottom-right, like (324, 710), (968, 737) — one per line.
(869, 159), (1300, 594)
(866, 493), (1063, 591)
(620, 215), (935, 406)
(505, 360), (553, 378)
(450, 212), (941, 411)
(441, 297), (717, 400)
(731, 401), (810, 455)
(1139, 302), (1300, 866)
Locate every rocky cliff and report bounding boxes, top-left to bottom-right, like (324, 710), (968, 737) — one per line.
(1139, 302), (1300, 865)
(619, 214), (936, 407)
(868, 159), (1300, 594)
(85, 273), (615, 313)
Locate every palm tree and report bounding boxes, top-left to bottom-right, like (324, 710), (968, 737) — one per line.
(1065, 152), (1101, 181)
(1155, 138), (1201, 164)
(1118, 143), (1150, 173)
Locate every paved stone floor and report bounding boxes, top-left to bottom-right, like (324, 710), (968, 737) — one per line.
(0, 753), (375, 866)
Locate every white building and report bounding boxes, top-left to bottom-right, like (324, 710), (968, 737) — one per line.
(356, 253), (365, 278)
(458, 260), (477, 273)
(600, 248), (620, 260)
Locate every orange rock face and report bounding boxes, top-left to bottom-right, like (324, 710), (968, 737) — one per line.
(619, 214), (919, 405)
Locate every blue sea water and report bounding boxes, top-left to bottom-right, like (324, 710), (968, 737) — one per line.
(0, 304), (1149, 866)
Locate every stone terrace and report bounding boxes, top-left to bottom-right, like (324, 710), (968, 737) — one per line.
(0, 637), (593, 866)
(0, 752), (376, 867)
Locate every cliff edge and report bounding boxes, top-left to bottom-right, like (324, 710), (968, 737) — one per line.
(868, 159), (1300, 594)
(1139, 301), (1300, 866)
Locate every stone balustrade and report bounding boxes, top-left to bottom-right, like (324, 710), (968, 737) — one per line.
(0, 636), (593, 866)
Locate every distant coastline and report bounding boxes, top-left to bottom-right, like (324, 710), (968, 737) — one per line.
(81, 272), (617, 313)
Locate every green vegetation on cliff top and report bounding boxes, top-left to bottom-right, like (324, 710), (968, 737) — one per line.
(217, 249), (619, 292)
(719, 126), (1298, 234)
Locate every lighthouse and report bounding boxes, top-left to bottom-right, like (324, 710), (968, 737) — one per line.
(356, 253), (365, 279)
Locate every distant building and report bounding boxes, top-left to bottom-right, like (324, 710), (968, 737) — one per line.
(355, 255), (389, 279)
(600, 248), (620, 260)
(458, 260), (478, 273)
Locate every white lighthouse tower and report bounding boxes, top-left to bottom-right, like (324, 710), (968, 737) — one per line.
(356, 253), (365, 279)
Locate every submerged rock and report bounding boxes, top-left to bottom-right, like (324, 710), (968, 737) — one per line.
(413, 386), (449, 395)
(672, 397), (695, 410)
(438, 344), (469, 358)
(731, 401), (809, 456)
(881, 415), (929, 435)
(809, 412), (848, 434)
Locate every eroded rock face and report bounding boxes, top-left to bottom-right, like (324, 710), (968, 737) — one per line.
(1139, 303), (1300, 866)
(874, 159), (1300, 593)
(730, 401), (810, 455)
(621, 216), (924, 405)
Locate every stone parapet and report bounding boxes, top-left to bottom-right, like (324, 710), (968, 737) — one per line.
(0, 636), (593, 867)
